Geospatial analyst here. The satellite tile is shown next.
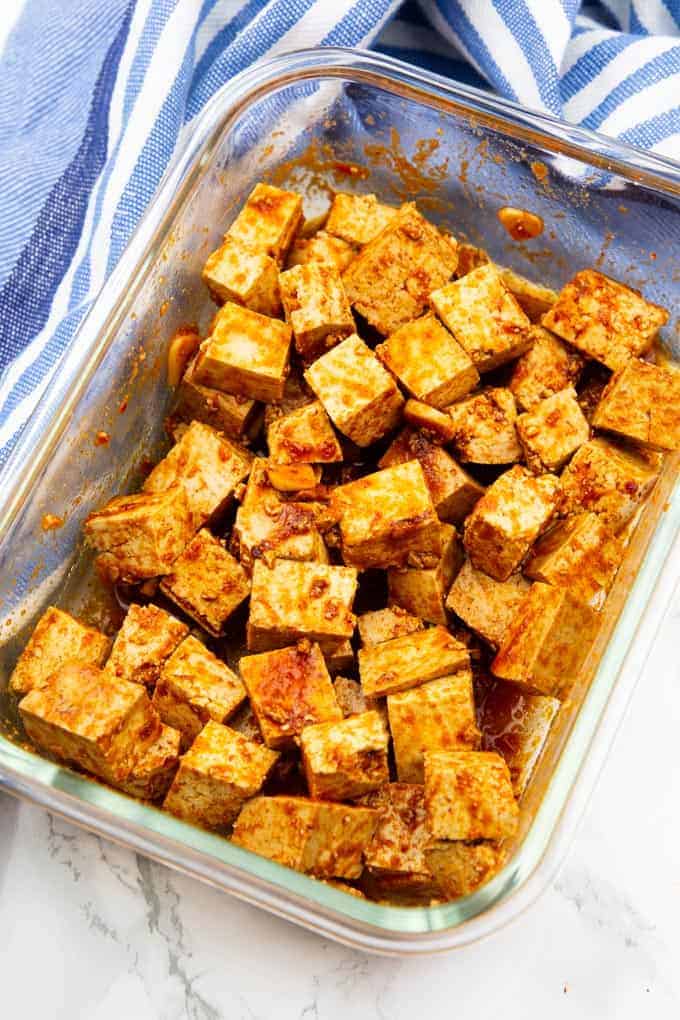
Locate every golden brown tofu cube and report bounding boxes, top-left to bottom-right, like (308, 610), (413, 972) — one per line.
(559, 437), (659, 532)
(232, 796), (378, 879)
(376, 313), (479, 407)
(479, 677), (560, 797)
(202, 236), (280, 316)
(491, 582), (599, 697)
(247, 560), (357, 653)
(463, 465), (559, 581)
(115, 724), (181, 801)
(304, 334), (404, 447)
(333, 676), (371, 717)
(447, 387), (522, 464)
(388, 523), (463, 625)
(424, 750), (519, 840)
(430, 264), (532, 372)
(509, 325), (584, 411)
(104, 604), (188, 689)
(84, 486), (193, 585)
(164, 720), (279, 829)
(265, 462), (321, 492)
(499, 267), (558, 323)
(226, 183), (302, 263)
(525, 512), (622, 608)
(160, 529), (250, 637)
(239, 640), (342, 749)
(388, 670), (480, 783)
(542, 269), (668, 370)
(300, 710), (389, 800)
(193, 302), (291, 403)
(516, 386), (590, 473)
(143, 421), (252, 531)
(152, 636), (247, 749)
(20, 663), (161, 785)
(357, 607), (424, 647)
(233, 459), (328, 570)
(342, 203), (458, 336)
(403, 399), (457, 443)
(331, 460), (441, 569)
(286, 230), (356, 274)
(379, 428), (484, 524)
(424, 841), (503, 899)
(10, 606), (111, 696)
(279, 262), (355, 360)
(325, 192), (397, 246)
(592, 359), (680, 451)
(453, 242), (489, 277)
(445, 559), (530, 648)
(359, 625), (470, 698)
(174, 356), (260, 441)
(267, 400), (342, 464)
(361, 783), (432, 886)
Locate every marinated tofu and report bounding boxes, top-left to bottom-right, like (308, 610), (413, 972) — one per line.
(559, 437), (659, 532)
(509, 325), (584, 411)
(592, 359), (680, 451)
(174, 356), (260, 440)
(286, 230), (356, 274)
(357, 607), (424, 647)
(516, 386), (590, 474)
(445, 559), (530, 648)
(447, 387), (522, 464)
(279, 262), (354, 359)
(387, 522), (463, 624)
(424, 749), (519, 840)
(10, 606), (111, 696)
(115, 724), (181, 801)
(402, 399), (457, 442)
(300, 710), (390, 800)
(267, 400), (342, 465)
(202, 235), (281, 316)
(325, 192), (397, 246)
(226, 183), (302, 263)
(425, 841), (504, 899)
(525, 512), (622, 608)
(104, 604), (188, 689)
(359, 625), (470, 698)
(361, 783), (435, 894)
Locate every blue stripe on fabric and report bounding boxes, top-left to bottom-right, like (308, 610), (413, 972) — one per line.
(0, 2), (135, 375)
(491, 0), (561, 112)
(322, 0), (400, 45)
(583, 44), (680, 128)
(560, 31), (635, 100)
(618, 106), (680, 147)
(432, 0), (519, 100)
(630, 7), (648, 36)
(121, 0), (182, 127)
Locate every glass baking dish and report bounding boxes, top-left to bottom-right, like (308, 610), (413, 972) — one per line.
(0, 47), (679, 956)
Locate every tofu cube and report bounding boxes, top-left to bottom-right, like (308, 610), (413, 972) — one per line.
(388, 523), (463, 625)
(424, 841), (503, 899)
(246, 559), (357, 653)
(491, 582), (599, 697)
(226, 183), (302, 263)
(463, 465), (559, 581)
(592, 359), (680, 451)
(445, 559), (530, 648)
(152, 636), (247, 748)
(342, 203), (458, 336)
(403, 399), (457, 443)
(447, 387), (522, 464)
(424, 750), (519, 840)
(300, 710), (389, 800)
(359, 625), (470, 698)
(333, 676), (371, 717)
(286, 230), (356, 274)
(202, 236), (280, 316)
(115, 724), (181, 801)
(454, 242), (489, 277)
(361, 783), (433, 887)
(231, 796), (379, 878)
(84, 486), (193, 584)
(388, 670), (480, 783)
(104, 604), (188, 689)
(516, 386), (590, 473)
(267, 400), (342, 464)
(499, 267), (558, 322)
(325, 192), (397, 246)
(542, 269), (669, 370)
(525, 512), (622, 608)
(304, 334), (404, 447)
(379, 428), (484, 524)
(239, 640), (342, 749)
(509, 325), (584, 411)
(323, 639), (355, 675)
(233, 459), (328, 570)
(278, 262), (355, 359)
(20, 663), (161, 785)
(193, 302), (291, 403)
(559, 437), (659, 532)
(160, 529), (250, 637)
(357, 607), (424, 647)
(174, 356), (260, 441)
(143, 421), (252, 531)
(479, 678), (560, 797)
(331, 461), (441, 569)
(164, 720), (279, 829)
(376, 313), (479, 407)
(10, 606), (111, 696)
(430, 264), (532, 372)
(265, 463), (321, 491)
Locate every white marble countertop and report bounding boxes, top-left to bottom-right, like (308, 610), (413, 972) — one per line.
(1, 568), (679, 1019)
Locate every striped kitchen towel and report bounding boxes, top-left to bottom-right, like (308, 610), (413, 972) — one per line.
(0, 0), (678, 468)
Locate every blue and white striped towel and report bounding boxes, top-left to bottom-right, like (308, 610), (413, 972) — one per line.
(0, 0), (678, 469)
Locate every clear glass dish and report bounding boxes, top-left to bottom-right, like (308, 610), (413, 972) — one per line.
(0, 48), (678, 955)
